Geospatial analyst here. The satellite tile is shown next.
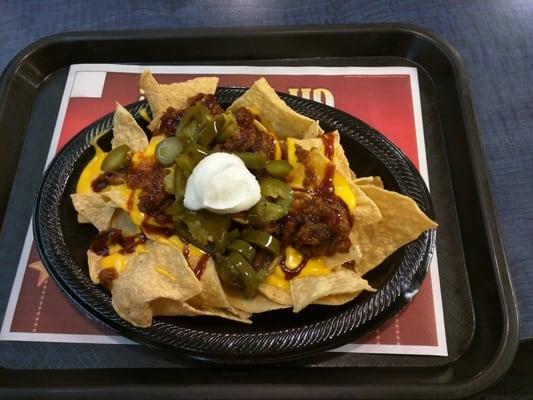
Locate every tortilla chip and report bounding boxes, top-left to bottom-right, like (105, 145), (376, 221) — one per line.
(351, 183), (382, 226)
(313, 291), (363, 306)
(226, 290), (290, 314)
(78, 214), (90, 223)
(259, 283), (292, 306)
(324, 231), (362, 268)
(104, 187), (130, 210)
(110, 239), (250, 324)
(329, 131), (352, 179)
(187, 257), (232, 309)
(228, 77), (324, 139)
(71, 193), (117, 231)
(111, 241), (201, 327)
(87, 250), (103, 284)
(112, 102), (149, 152)
(140, 70), (218, 131)
(304, 120), (323, 138)
(287, 131), (352, 177)
(110, 209), (141, 236)
(354, 185), (438, 276)
(286, 136), (322, 152)
(152, 299), (252, 324)
(354, 176), (384, 188)
(291, 269), (374, 313)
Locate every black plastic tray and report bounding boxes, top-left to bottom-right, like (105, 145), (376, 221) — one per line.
(0, 25), (518, 399)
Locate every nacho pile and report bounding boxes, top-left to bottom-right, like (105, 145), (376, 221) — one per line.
(71, 70), (437, 327)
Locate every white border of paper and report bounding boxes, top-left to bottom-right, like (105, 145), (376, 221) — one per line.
(1, 64), (447, 356)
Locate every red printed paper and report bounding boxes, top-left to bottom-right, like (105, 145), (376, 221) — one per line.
(1, 65), (446, 356)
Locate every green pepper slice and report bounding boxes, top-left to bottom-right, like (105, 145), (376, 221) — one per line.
(163, 168), (175, 194)
(186, 143), (209, 163)
(175, 104), (219, 148)
(228, 239), (257, 263)
(156, 137), (182, 166)
(227, 251), (259, 298)
(213, 229), (241, 254)
(196, 116), (218, 147)
(260, 177), (293, 211)
(215, 252), (259, 298)
(173, 170), (188, 200)
(265, 159), (292, 179)
(215, 228), (239, 254)
(101, 144), (130, 172)
(176, 104), (209, 145)
(248, 177), (293, 225)
(235, 152), (267, 169)
(174, 154), (195, 176)
(180, 210), (230, 247)
(215, 255), (241, 289)
(259, 177), (291, 199)
(241, 229), (280, 256)
(174, 143), (209, 176)
(249, 197), (287, 225)
(167, 198), (185, 219)
(214, 112), (238, 144)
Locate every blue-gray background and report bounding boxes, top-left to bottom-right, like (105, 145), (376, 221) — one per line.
(1, 0), (531, 339)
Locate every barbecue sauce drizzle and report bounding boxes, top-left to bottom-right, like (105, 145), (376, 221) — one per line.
(194, 254), (210, 279)
(280, 255), (310, 280)
(321, 132), (335, 160)
(182, 242), (190, 263)
(90, 228), (147, 256)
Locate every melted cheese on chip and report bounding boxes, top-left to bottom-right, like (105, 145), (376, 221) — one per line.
(274, 140), (282, 160)
(76, 145), (106, 194)
(99, 244), (146, 273)
(103, 184), (145, 226)
(285, 137), (356, 212)
(127, 189), (145, 226)
(151, 234), (205, 258)
(265, 246), (331, 290)
(100, 253), (129, 272)
(333, 172), (356, 212)
(286, 138), (298, 166)
(132, 134), (164, 163)
(154, 265), (178, 281)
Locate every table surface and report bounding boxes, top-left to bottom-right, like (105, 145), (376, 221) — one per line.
(1, 0), (532, 341)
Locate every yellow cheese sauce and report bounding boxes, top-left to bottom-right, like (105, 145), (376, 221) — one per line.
(265, 246), (331, 290)
(274, 140), (282, 160)
(132, 135), (164, 163)
(154, 266), (177, 281)
(126, 189), (145, 226)
(149, 234), (205, 258)
(76, 145), (106, 194)
(286, 138), (299, 166)
(99, 244), (146, 273)
(99, 252), (128, 272)
(333, 172), (356, 212)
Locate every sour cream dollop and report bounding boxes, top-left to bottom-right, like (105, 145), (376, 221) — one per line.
(184, 152), (261, 214)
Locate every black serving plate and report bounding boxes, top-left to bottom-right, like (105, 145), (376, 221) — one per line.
(33, 90), (435, 363)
